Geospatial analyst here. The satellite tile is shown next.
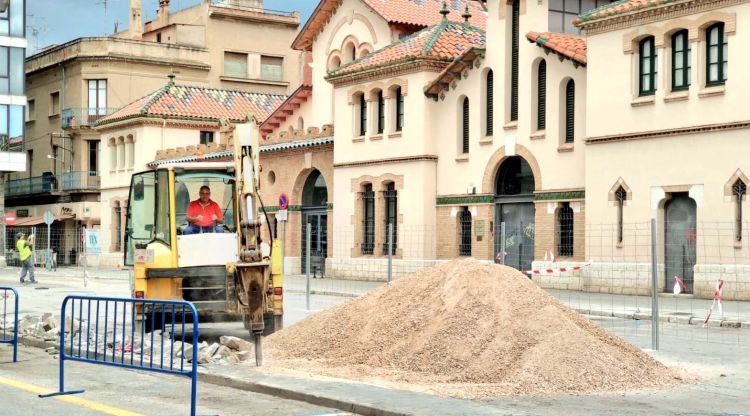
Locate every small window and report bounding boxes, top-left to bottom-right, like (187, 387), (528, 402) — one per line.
(706, 23), (728, 85)
(565, 80), (575, 143)
(224, 52), (248, 78)
(672, 30), (691, 91)
(88, 79), (107, 118)
(49, 91), (60, 116)
(734, 179), (746, 242)
(200, 131), (214, 145)
(395, 87), (404, 132)
(0, 46), (24, 96)
(261, 55), (283, 82)
(462, 97), (470, 153)
(358, 94), (367, 136)
(88, 140), (98, 176)
(639, 37), (657, 96)
(459, 207), (472, 256)
(156, 32), (162, 43)
(383, 182), (398, 255)
(537, 60), (546, 131)
(485, 70), (494, 136)
(362, 184), (375, 255)
(377, 90), (384, 134)
(557, 202), (574, 257)
(615, 187), (627, 243)
(26, 98), (34, 121)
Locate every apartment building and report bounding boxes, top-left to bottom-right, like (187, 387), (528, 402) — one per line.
(5, 0), (301, 266)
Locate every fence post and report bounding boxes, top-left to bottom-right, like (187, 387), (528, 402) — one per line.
(500, 222), (506, 265)
(387, 223), (393, 282)
(82, 227), (88, 287)
(650, 218), (660, 350)
(306, 223), (311, 311)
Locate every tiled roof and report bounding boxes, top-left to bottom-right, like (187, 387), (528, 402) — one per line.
(259, 136), (334, 153)
(424, 46), (484, 100)
(98, 82), (288, 126)
(259, 83), (313, 137)
(526, 32), (587, 66)
(575, 0), (672, 24)
(146, 150), (234, 167)
(293, 0), (487, 51)
(328, 21), (485, 79)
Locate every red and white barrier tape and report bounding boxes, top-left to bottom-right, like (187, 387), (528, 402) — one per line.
(673, 276), (687, 295)
(702, 279), (724, 327)
(525, 259), (593, 275)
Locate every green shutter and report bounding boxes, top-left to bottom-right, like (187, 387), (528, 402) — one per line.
(486, 70), (494, 136)
(510, 0), (519, 122)
(565, 80), (575, 143)
(463, 97), (470, 153)
(537, 60), (546, 130)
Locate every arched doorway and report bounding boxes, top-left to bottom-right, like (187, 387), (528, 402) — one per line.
(664, 193), (697, 293)
(494, 156), (535, 272)
(301, 170), (328, 276)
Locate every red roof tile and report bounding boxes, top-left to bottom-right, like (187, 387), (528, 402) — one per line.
(98, 83), (288, 126)
(526, 31), (587, 66)
(328, 21), (485, 78)
(576, 0), (673, 24)
(293, 0), (487, 51)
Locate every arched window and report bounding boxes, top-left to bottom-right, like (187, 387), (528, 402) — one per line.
(485, 70), (494, 136)
(328, 55), (341, 71)
(361, 183), (375, 255)
(462, 97), (470, 153)
(733, 179), (746, 242)
(557, 203), (574, 257)
(537, 60), (546, 131)
(672, 30), (690, 91)
(302, 170), (328, 207)
(639, 36), (657, 95)
(459, 207), (472, 256)
(615, 187), (627, 243)
(383, 182), (397, 255)
(706, 23), (728, 85)
(344, 42), (356, 63)
(565, 80), (575, 143)
(377, 90), (385, 134)
(395, 87), (404, 132)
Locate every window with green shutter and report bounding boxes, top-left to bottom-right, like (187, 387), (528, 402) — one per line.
(462, 97), (470, 154)
(706, 23), (727, 86)
(510, 0), (519, 122)
(672, 30), (691, 91)
(639, 37), (657, 95)
(537, 60), (546, 131)
(486, 70), (494, 136)
(377, 90), (384, 134)
(565, 79), (575, 143)
(359, 94), (367, 136)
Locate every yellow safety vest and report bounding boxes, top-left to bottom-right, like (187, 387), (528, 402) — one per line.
(16, 239), (32, 261)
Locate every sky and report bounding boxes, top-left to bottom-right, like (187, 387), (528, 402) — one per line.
(26, 0), (317, 54)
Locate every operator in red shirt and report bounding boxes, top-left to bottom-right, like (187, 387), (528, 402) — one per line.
(184, 185), (224, 234)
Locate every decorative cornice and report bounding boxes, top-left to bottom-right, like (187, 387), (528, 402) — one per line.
(327, 59), (449, 87)
(334, 155), (438, 168)
(436, 195), (494, 205)
(577, 0), (750, 35)
(586, 120), (750, 144)
(96, 116), (222, 132)
(534, 191), (586, 201)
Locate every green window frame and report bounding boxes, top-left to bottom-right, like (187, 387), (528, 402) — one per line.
(395, 87), (404, 132)
(639, 37), (657, 96)
(462, 97), (470, 154)
(377, 90), (384, 134)
(485, 69), (494, 136)
(671, 30), (691, 91)
(359, 94), (367, 136)
(537, 60), (546, 131)
(706, 23), (728, 86)
(565, 79), (575, 143)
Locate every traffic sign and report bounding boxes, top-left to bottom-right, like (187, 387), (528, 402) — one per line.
(279, 193), (289, 210)
(4, 213), (15, 225)
(43, 211), (55, 225)
(277, 209), (288, 221)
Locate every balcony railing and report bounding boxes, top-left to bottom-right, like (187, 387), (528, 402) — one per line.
(5, 171), (100, 197)
(62, 108), (119, 129)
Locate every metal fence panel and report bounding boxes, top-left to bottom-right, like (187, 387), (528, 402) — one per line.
(0, 287), (18, 362)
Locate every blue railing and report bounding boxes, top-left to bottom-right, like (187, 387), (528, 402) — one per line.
(40, 296), (203, 416)
(0, 287), (19, 363)
(61, 171), (101, 191)
(5, 175), (55, 196)
(61, 108), (119, 129)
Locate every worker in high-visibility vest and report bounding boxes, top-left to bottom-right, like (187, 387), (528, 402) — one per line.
(16, 232), (36, 284)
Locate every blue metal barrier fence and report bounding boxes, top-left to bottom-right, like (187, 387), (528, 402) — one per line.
(0, 287), (18, 362)
(39, 296), (204, 416)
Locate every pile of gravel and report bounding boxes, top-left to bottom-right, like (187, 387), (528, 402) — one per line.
(263, 259), (689, 398)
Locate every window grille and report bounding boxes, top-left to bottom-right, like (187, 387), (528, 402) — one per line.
(706, 23), (728, 85)
(565, 79), (575, 143)
(382, 183), (398, 255)
(639, 37), (657, 95)
(558, 203), (574, 257)
(459, 207), (472, 256)
(486, 70), (494, 136)
(671, 30), (691, 91)
(537, 60), (546, 130)
(361, 185), (375, 255)
(734, 179), (746, 242)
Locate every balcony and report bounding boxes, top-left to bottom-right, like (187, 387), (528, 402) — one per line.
(62, 108), (119, 129)
(5, 171), (100, 197)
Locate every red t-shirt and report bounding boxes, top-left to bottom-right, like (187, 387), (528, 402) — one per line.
(187, 199), (223, 227)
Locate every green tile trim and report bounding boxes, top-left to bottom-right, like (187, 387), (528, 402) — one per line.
(534, 191), (585, 201)
(436, 195), (494, 205)
(263, 204), (332, 213)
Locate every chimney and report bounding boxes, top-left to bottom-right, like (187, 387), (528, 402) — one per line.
(130, 0), (143, 39)
(158, 0), (170, 24)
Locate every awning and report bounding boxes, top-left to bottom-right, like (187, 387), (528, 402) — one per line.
(8, 214), (75, 227)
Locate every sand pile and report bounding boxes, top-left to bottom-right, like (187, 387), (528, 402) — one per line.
(264, 259), (688, 398)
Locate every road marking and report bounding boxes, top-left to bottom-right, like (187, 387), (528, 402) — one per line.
(0, 376), (143, 416)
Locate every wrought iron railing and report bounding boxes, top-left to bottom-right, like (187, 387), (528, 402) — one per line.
(61, 108), (119, 129)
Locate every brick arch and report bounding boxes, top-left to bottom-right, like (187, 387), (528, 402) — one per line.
(481, 144), (542, 195)
(292, 167), (331, 207)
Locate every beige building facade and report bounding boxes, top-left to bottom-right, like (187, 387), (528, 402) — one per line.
(7, 0), (301, 266)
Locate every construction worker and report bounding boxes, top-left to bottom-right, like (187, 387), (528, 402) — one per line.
(16, 232), (36, 284)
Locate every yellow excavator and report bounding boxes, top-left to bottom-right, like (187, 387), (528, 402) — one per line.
(124, 123), (281, 365)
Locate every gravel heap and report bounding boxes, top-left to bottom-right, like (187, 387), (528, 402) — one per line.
(264, 258), (688, 398)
